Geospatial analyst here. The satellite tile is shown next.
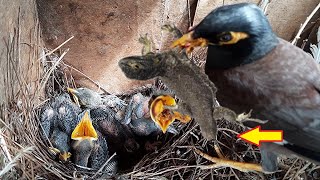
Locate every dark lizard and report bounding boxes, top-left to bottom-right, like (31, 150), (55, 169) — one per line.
(118, 25), (272, 173)
(118, 25), (221, 140)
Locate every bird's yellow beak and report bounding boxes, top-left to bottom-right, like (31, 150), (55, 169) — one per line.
(171, 31), (208, 53)
(156, 109), (176, 133)
(172, 111), (191, 123)
(67, 87), (80, 106)
(59, 152), (72, 161)
(67, 87), (80, 107)
(49, 147), (72, 161)
(71, 111), (98, 141)
(67, 87), (79, 95)
(150, 95), (191, 133)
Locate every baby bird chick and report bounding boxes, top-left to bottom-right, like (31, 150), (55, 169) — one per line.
(71, 110), (117, 175)
(68, 87), (140, 153)
(149, 94), (191, 133)
(40, 93), (81, 161)
(126, 93), (180, 136)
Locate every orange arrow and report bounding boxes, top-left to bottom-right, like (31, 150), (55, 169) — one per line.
(237, 126), (283, 147)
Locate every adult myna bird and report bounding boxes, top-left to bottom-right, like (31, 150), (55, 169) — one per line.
(71, 110), (117, 175)
(172, 3), (320, 172)
(40, 93), (81, 161)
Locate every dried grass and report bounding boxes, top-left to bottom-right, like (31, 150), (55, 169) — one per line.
(0, 2), (320, 180)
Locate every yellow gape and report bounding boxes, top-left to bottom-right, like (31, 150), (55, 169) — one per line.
(150, 95), (191, 133)
(71, 111), (98, 141)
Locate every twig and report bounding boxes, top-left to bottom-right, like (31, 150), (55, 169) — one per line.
(62, 63), (109, 94)
(0, 132), (12, 162)
(0, 146), (35, 176)
(37, 36), (74, 61)
(292, 162), (311, 179)
(38, 49), (69, 94)
(282, 158), (299, 180)
(258, 0), (271, 14)
(291, 2), (320, 45)
(91, 153), (117, 179)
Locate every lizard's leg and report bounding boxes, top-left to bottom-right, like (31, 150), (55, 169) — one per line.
(138, 34), (155, 55)
(161, 24), (183, 39)
(213, 106), (268, 125)
(161, 24), (192, 57)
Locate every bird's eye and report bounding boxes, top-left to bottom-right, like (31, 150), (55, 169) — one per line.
(217, 32), (249, 45)
(219, 33), (233, 42)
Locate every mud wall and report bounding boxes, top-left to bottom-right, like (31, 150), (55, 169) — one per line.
(0, 0), (40, 106)
(36, 0), (320, 94)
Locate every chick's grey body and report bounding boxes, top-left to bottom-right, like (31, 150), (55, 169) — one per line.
(40, 93), (81, 156)
(89, 107), (140, 153)
(50, 130), (70, 155)
(125, 92), (178, 136)
(71, 87), (126, 111)
(72, 130), (117, 175)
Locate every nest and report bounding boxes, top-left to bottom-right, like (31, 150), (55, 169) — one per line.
(1, 2), (320, 180)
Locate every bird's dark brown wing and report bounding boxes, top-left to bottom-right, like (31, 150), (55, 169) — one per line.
(259, 107), (320, 152)
(208, 39), (320, 154)
(250, 39), (320, 152)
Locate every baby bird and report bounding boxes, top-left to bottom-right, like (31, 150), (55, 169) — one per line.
(89, 106), (140, 153)
(71, 110), (117, 175)
(125, 93), (179, 136)
(68, 87), (179, 136)
(67, 87), (126, 111)
(40, 93), (81, 161)
(67, 87), (140, 154)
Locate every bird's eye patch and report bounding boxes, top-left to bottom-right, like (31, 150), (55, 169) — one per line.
(217, 31), (249, 45)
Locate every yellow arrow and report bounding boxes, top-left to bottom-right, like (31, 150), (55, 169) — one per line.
(237, 126), (283, 146)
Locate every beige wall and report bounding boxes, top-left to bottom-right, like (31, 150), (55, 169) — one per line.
(37, 0), (195, 94)
(0, 0), (40, 106)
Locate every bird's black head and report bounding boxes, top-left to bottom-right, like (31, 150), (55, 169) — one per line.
(192, 3), (279, 69)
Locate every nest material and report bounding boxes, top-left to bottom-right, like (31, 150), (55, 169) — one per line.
(1, 3), (320, 180)
(0, 42), (317, 180)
